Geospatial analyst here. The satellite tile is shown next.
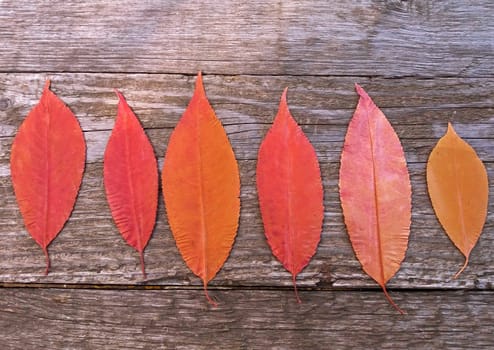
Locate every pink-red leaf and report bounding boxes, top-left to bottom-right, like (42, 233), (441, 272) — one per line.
(10, 80), (86, 274)
(339, 84), (411, 314)
(257, 88), (324, 303)
(103, 90), (158, 278)
(427, 123), (488, 278)
(162, 72), (240, 305)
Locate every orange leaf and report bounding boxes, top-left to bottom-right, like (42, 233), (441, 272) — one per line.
(339, 84), (411, 314)
(256, 88), (323, 303)
(162, 72), (240, 305)
(104, 90), (158, 278)
(426, 123), (488, 278)
(10, 80), (86, 274)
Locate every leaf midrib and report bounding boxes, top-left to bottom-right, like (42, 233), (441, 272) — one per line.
(283, 118), (295, 275)
(123, 114), (143, 253)
(196, 113), (209, 283)
(367, 109), (387, 286)
(42, 102), (51, 248)
(451, 141), (468, 253)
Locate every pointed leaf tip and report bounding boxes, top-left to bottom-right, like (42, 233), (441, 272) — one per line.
(355, 84), (372, 102)
(281, 87), (288, 100)
(277, 88), (291, 119)
(114, 89), (125, 102)
(446, 122), (456, 135)
(194, 72), (206, 97)
(44, 80), (51, 91)
(354, 82), (363, 94)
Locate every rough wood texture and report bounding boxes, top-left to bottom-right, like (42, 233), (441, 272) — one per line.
(0, 288), (492, 350)
(0, 74), (492, 289)
(0, 0), (492, 348)
(0, 1), (493, 77)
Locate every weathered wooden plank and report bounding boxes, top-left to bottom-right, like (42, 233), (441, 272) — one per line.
(0, 1), (493, 77)
(0, 74), (493, 167)
(1, 127), (493, 168)
(0, 288), (492, 349)
(1, 74), (494, 136)
(0, 73), (492, 287)
(0, 160), (492, 288)
(2, 2), (492, 348)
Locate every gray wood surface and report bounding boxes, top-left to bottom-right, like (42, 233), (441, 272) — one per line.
(0, 1), (493, 77)
(0, 74), (492, 289)
(0, 0), (492, 349)
(0, 288), (493, 350)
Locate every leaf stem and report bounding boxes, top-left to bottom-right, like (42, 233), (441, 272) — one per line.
(454, 255), (469, 279)
(292, 274), (302, 304)
(139, 251), (147, 279)
(43, 246), (50, 275)
(203, 282), (218, 307)
(381, 285), (405, 315)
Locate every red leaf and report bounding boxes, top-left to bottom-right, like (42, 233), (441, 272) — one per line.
(10, 80), (86, 274)
(339, 84), (411, 314)
(103, 90), (158, 278)
(162, 72), (240, 305)
(257, 88), (324, 303)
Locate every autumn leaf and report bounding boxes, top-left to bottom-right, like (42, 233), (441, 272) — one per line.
(162, 72), (240, 305)
(103, 90), (158, 278)
(256, 88), (323, 303)
(10, 80), (86, 274)
(339, 84), (411, 314)
(427, 123), (488, 278)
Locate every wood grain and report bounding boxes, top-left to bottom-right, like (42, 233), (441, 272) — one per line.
(0, 1), (493, 348)
(0, 288), (492, 350)
(1, 160), (492, 288)
(0, 74), (492, 289)
(0, 1), (493, 77)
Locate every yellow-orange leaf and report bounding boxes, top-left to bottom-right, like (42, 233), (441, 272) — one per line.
(426, 123), (488, 278)
(162, 72), (240, 305)
(339, 84), (411, 314)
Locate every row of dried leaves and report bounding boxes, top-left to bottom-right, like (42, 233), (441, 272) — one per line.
(9, 74), (488, 313)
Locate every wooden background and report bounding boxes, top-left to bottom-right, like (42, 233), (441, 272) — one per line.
(0, 1), (493, 349)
